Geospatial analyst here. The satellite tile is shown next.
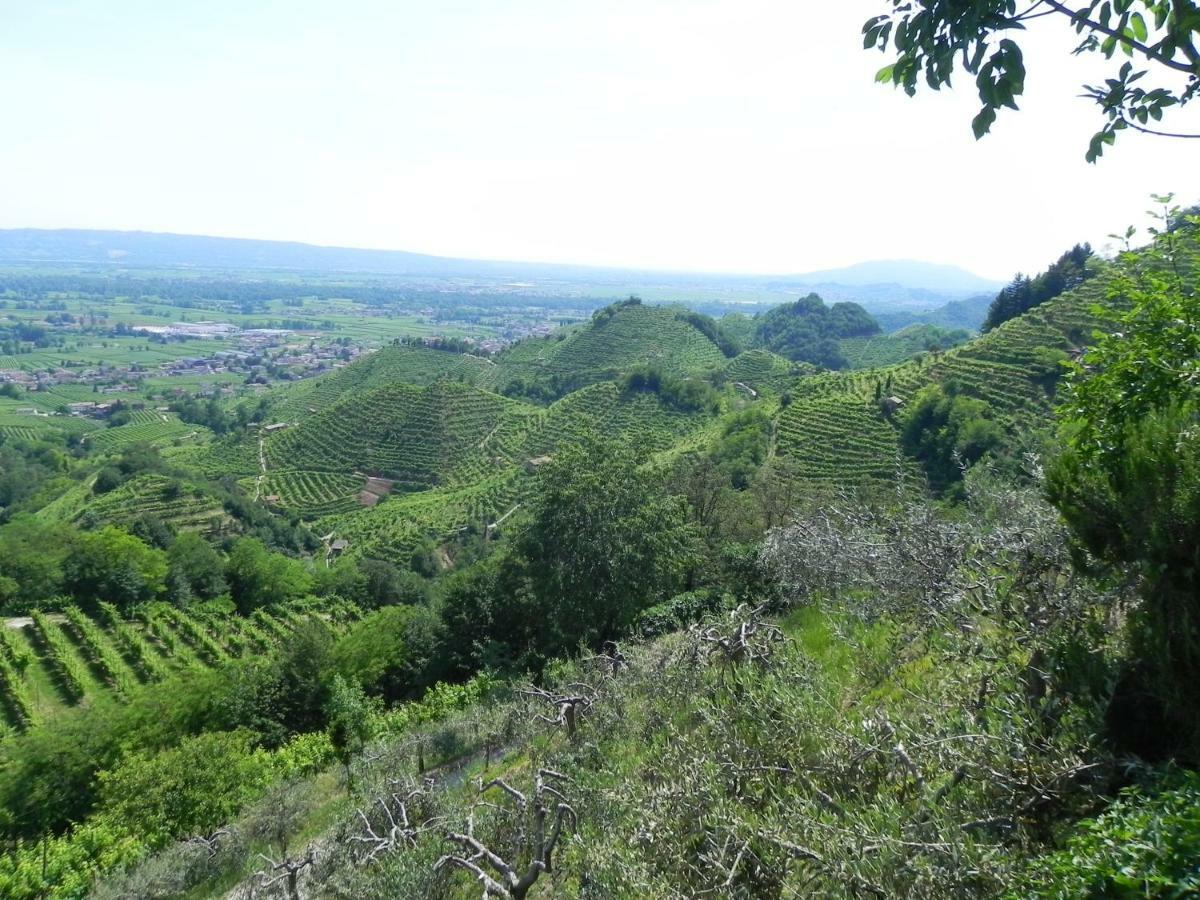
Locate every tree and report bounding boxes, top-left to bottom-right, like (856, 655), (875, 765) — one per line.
(167, 532), (228, 602)
(440, 434), (702, 672)
(752, 294), (878, 368)
(983, 244), (1094, 331)
(901, 382), (1004, 493)
(64, 526), (168, 609)
(0, 517), (75, 610)
(95, 729), (271, 846)
(224, 537), (311, 613)
(865, 1), (1200, 160)
(1046, 200), (1200, 752)
(332, 604), (443, 701)
(325, 675), (374, 793)
(512, 434), (701, 661)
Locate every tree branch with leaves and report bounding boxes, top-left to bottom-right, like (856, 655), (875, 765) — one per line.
(864, 0), (1200, 160)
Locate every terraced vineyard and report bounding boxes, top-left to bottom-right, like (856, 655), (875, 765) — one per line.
(531, 303), (727, 375)
(270, 345), (496, 420)
(84, 414), (210, 451)
(257, 470), (366, 517)
(524, 381), (718, 457)
(315, 382), (723, 558)
(321, 470), (528, 562)
(263, 381), (539, 489)
(762, 269), (1118, 490)
(0, 411), (101, 439)
(838, 323), (972, 370)
(723, 349), (805, 395)
(0, 603), (339, 736)
(75, 473), (230, 535)
(775, 393), (908, 485)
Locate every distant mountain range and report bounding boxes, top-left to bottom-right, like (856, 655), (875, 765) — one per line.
(0, 228), (1003, 295)
(782, 259), (1002, 294)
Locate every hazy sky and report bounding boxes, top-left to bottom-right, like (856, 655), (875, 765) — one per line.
(2, 1), (1196, 280)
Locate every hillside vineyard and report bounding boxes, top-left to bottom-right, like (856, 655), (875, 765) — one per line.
(0, 226), (1197, 899)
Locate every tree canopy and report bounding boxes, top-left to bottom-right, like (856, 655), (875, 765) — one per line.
(1047, 200), (1200, 752)
(865, 1), (1200, 160)
(983, 243), (1095, 331)
(752, 293), (879, 369)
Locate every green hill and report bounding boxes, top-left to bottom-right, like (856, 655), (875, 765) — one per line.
(750, 293), (880, 368)
(270, 344), (495, 419)
(263, 380), (538, 490)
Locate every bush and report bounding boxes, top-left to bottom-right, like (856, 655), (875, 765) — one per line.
(96, 730), (272, 846)
(1017, 769), (1200, 898)
(634, 588), (730, 638)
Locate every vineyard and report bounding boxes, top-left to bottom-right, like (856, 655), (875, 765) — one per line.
(757, 272), (1113, 490)
(257, 470), (365, 517)
(838, 323), (971, 370)
(322, 470), (527, 562)
(73, 473), (230, 535)
(262, 380), (539, 489)
(775, 393), (908, 485)
(311, 382), (724, 559)
(474, 303), (729, 398)
(722, 349), (804, 395)
(526, 303), (727, 376)
(58, 267), (1122, 559)
(0, 601), (356, 736)
(270, 345), (495, 420)
(83, 414), (210, 452)
(0, 411), (100, 440)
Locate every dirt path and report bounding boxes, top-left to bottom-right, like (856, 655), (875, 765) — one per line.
(253, 436), (268, 501)
(4, 614), (65, 630)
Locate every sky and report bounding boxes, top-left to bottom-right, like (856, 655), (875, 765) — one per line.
(1, 0), (1196, 281)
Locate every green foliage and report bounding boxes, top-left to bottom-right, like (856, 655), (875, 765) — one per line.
(0, 516), (73, 611)
(1018, 769), (1200, 898)
(752, 293), (879, 368)
(325, 675), (375, 790)
(984, 244), (1095, 332)
(633, 587), (730, 638)
(901, 382), (1003, 492)
(838, 323), (972, 369)
(332, 604), (443, 701)
(674, 308), (741, 357)
(96, 729), (272, 846)
(63, 526), (168, 609)
(621, 363), (720, 413)
(441, 434), (701, 672)
(0, 433), (70, 513)
(1048, 212), (1200, 751)
(865, 1), (1200, 160)
(511, 434), (701, 658)
(167, 531), (228, 603)
(225, 537), (312, 612)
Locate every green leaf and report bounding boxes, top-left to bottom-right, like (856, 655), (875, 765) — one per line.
(1129, 12), (1148, 41)
(875, 64), (896, 83)
(972, 106), (997, 139)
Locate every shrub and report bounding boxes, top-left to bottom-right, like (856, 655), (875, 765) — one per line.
(1016, 769), (1200, 898)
